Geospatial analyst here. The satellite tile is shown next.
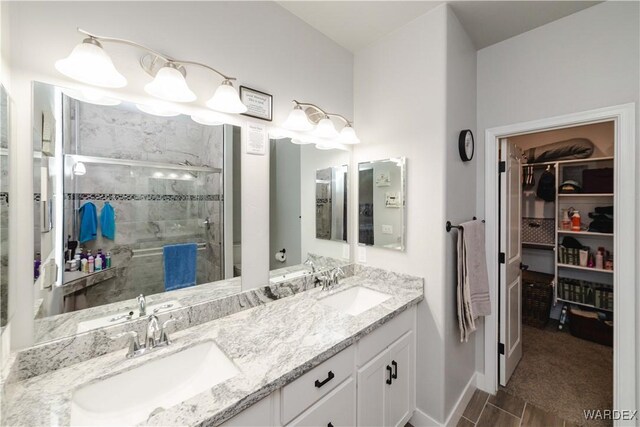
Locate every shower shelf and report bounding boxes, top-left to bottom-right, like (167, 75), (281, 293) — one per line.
(65, 154), (222, 174)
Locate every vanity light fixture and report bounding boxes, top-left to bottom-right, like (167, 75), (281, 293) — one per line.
(144, 62), (197, 103)
(282, 100), (360, 146)
(55, 37), (127, 88)
(56, 28), (247, 114)
(282, 104), (315, 132)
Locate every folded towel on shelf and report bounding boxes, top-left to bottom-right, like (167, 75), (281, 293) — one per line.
(457, 219), (491, 342)
(163, 243), (197, 291)
(78, 202), (98, 244)
(100, 202), (116, 240)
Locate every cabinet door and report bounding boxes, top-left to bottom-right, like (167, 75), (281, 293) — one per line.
(386, 332), (414, 427)
(357, 349), (389, 426)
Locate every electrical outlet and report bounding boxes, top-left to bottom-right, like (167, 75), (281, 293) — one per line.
(382, 224), (393, 234)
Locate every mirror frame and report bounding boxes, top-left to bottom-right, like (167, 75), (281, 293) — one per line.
(357, 157), (407, 252)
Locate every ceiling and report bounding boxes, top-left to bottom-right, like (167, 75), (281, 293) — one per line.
(277, 1), (601, 52)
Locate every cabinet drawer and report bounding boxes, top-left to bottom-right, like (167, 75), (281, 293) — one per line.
(356, 307), (414, 366)
(287, 377), (355, 427)
(282, 346), (355, 424)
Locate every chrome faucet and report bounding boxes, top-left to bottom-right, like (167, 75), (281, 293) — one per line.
(111, 330), (143, 358)
(331, 267), (345, 286)
(110, 315), (182, 359)
(145, 314), (160, 348)
(137, 294), (146, 316)
(303, 257), (317, 273)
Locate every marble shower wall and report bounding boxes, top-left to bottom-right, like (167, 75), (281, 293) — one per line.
(61, 100), (224, 310)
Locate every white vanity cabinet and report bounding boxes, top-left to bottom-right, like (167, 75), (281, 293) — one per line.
(223, 306), (416, 427)
(356, 307), (416, 427)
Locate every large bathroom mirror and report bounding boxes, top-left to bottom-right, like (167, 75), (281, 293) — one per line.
(358, 157), (406, 251)
(32, 82), (242, 343)
(269, 138), (350, 282)
(1, 85), (10, 332)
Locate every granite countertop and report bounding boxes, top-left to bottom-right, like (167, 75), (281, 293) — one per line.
(4, 272), (423, 426)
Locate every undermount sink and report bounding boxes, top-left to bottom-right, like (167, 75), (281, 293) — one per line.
(319, 286), (391, 316)
(70, 341), (239, 426)
(76, 300), (182, 333)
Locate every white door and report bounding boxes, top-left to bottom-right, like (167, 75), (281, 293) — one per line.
(357, 349), (388, 426)
(386, 332), (414, 427)
(499, 139), (523, 386)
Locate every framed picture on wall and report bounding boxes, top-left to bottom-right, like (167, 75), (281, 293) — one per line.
(240, 86), (273, 121)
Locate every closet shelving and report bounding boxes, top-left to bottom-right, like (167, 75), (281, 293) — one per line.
(522, 156), (614, 313)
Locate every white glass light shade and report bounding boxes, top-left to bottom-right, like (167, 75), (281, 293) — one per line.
(55, 39), (127, 88)
(144, 65), (197, 103)
(338, 125), (360, 144)
(62, 88), (121, 106)
(315, 141), (338, 150)
(191, 111), (224, 126)
(206, 80), (247, 114)
(314, 117), (339, 139)
(136, 103), (181, 117)
(73, 161), (87, 176)
(282, 106), (314, 132)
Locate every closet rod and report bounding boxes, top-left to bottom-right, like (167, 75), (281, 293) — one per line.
(445, 217), (485, 232)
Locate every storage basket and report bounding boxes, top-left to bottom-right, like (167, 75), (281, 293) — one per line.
(568, 306), (613, 347)
(522, 270), (554, 329)
(521, 218), (555, 245)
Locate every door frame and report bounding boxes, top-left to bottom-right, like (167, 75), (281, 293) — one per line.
(481, 103), (637, 417)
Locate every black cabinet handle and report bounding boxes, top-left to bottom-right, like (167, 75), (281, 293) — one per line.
(391, 360), (398, 379)
(315, 370), (335, 388)
(328, 423), (334, 427)
(386, 365), (393, 385)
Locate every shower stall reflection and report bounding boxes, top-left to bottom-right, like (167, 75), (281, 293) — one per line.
(34, 89), (240, 317)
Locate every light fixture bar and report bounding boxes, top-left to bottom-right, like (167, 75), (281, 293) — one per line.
(77, 28), (236, 81)
(292, 100), (353, 125)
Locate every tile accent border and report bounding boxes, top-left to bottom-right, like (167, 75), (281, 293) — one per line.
(64, 193), (221, 201)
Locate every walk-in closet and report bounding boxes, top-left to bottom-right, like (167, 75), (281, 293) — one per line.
(504, 121), (615, 426)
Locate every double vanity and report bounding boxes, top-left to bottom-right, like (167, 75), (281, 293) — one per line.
(3, 265), (423, 426)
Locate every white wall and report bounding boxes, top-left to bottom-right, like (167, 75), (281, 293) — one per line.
(475, 0), (640, 380)
(443, 7), (477, 418)
(6, 1), (353, 349)
(354, 4), (449, 422)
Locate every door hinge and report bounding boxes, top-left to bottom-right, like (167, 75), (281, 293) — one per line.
(498, 343), (505, 355)
(499, 161), (506, 173)
(499, 252), (506, 264)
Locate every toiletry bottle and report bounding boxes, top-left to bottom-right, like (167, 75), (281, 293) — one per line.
(571, 210), (581, 231)
(95, 254), (102, 272)
(34, 252), (41, 280)
(106, 251), (112, 269)
(561, 209), (571, 230)
(81, 258), (88, 273)
(595, 248), (604, 270)
(88, 254), (94, 273)
(73, 253), (81, 271)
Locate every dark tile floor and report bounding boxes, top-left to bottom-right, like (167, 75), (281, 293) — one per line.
(459, 389), (570, 427)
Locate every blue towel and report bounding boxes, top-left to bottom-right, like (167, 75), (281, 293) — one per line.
(163, 243), (197, 291)
(78, 202), (98, 244)
(100, 202), (116, 240)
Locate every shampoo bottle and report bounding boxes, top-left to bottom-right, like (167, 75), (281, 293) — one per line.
(95, 254), (102, 272)
(106, 251), (112, 269)
(81, 258), (88, 273)
(88, 255), (95, 273)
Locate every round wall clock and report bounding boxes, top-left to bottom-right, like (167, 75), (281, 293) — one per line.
(458, 129), (474, 162)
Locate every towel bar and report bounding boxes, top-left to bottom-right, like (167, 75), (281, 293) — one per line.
(446, 217), (485, 232)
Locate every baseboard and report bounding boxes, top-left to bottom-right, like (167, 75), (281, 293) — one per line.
(409, 407), (442, 426)
(444, 372), (478, 427)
